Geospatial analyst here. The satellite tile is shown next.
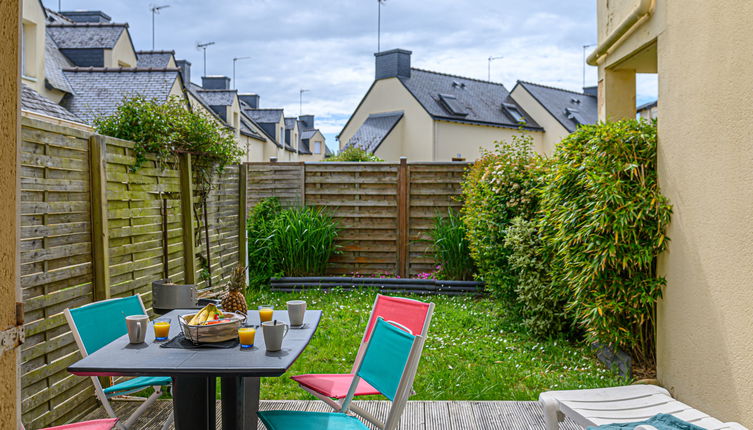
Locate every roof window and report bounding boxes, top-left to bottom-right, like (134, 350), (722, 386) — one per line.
(565, 107), (586, 125)
(439, 94), (468, 116)
(503, 103), (524, 123)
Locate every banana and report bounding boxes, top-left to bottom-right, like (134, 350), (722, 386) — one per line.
(189, 307), (208, 325)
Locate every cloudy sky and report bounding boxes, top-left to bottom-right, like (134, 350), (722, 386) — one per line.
(44, 0), (657, 150)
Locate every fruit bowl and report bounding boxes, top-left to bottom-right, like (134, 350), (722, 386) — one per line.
(179, 311), (246, 344)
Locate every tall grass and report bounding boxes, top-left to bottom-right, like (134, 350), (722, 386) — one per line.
(247, 199), (339, 285)
(430, 209), (476, 280)
(269, 207), (339, 276)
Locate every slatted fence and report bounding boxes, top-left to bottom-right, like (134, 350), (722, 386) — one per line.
(245, 159), (469, 277)
(19, 115), (244, 428)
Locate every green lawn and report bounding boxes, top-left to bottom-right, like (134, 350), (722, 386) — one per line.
(244, 288), (627, 401)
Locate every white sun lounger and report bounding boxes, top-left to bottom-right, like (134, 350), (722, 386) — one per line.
(539, 385), (748, 430)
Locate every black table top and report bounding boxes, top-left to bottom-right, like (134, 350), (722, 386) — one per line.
(68, 309), (322, 378)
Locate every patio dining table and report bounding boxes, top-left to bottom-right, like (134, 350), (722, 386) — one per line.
(68, 309), (322, 430)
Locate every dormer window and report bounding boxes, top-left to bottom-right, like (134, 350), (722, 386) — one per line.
(503, 103), (524, 123)
(438, 94), (468, 116)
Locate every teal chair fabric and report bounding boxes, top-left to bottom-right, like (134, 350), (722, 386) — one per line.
(355, 316), (414, 401)
(68, 295), (145, 354)
(258, 411), (369, 430)
(259, 318), (417, 430)
(103, 376), (171, 395)
(587, 414), (706, 430)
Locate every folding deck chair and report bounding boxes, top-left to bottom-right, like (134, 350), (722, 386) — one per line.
(291, 294), (434, 427)
(539, 385), (748, 430)
(64, 295), (173, 430)
(259, 317), (426, 430)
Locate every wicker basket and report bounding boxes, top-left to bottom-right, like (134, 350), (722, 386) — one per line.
(179, 312), (246, 344)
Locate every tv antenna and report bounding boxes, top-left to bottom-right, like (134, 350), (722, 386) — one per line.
(150, 5), (170, 50)
(196, 41), (215, 76)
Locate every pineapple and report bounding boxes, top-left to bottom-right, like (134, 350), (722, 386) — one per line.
(220, 265), (248, 315)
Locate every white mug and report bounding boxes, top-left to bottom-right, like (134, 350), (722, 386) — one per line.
(286, 300), (307, 327)
(126, 315), (149, 344)
(262, 321), (289, 352)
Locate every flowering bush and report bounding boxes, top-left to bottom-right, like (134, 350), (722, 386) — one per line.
(461, 134), (546, 306)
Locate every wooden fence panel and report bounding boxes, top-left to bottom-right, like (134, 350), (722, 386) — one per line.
(407, 163), (467, 275)
(194, 165), (241, 296)
(104, 137), (184, 311)
(246, 162), (304, 208)
(305, 163), (400, 275)
(19, 116), (98, 428)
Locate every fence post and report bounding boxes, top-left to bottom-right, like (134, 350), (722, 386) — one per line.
(397, 157), (410, 278)
(89, 135), (111, 301)
(180, 153), (197, 284)
(300, 162), (306, 207)
(238, 163), (248, 270)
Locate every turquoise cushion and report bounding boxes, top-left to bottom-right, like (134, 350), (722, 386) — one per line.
(103, 376), (171, 395)
(587, 414), (706, 430)
(258, 411), (368, 430)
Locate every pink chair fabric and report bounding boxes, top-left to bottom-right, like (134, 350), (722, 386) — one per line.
(293, 373), (381, 399)
(40, 418), (119, 430)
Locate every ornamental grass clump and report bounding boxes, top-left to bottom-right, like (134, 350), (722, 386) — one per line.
(429, 209), (475, 281)
(269, 207), (340, 276)
(539, 119), (671, 365)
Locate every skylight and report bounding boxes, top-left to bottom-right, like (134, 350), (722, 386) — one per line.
(503, 103), (524, 123)
(566, 107), (587, 125)
(439, 94), (468, 116)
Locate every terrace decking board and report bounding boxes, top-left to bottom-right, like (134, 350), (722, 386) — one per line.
(80, 400), (583, 429)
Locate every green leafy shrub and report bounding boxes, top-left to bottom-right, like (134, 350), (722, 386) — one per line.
(247, 198), (283, 288)
(460, 134), (545, 306)
(247, 199), (340, 284)
(327, 146), (384, 162)
(539, 119), (671, 365)
(429, 209), (475, 281)
(505, 217), (570, 338)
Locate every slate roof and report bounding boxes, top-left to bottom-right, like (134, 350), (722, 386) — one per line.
(284, 117), (297, 130)
(136, 50), (175, 68)
(301, 130), (317, 139)
(244, 108), (284, 124)
(45, 9), (75, 24)
(21, 83), (81, 123)
(346, 111), (404, 153)
(637, 100), (657, 111)
(514, 81), (597, 133)
(44, 34), (73, 94)
(240, 114), (265, 141)
(47, 23), (127, 49)
(61, 68), (180, 124)
(399, 69), (540, 130)
(194, 89), (237, 106)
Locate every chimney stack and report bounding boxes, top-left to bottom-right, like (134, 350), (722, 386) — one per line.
(239, 94), (260, 109)
(299, 115), (314, 129)
(375, 49), (412, 80)
(59, 10), (112, 23)
(201, 76), (231, 90)
(583, 86), (598, 97)
(176, 59), (191, 86)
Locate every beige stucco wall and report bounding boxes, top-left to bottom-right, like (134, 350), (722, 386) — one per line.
(510, 85), (568, 155)
(21, 0), (44, 90)
(105, 30), (136, 68)
(0, 0), (20, 427)
(595, 0), (753, 425)
(435, 120), (543, 161)
(298, 130), (328, 162)
(339, 77), (434, 162)
(373, 117), (404, 161)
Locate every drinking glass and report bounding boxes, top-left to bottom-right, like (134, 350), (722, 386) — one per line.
(153, 317), (171, 341)
(238, 327), (256, 349)
(259, 305), (274, 323)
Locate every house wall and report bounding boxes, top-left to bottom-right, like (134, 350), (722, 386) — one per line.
(510, 85), (568, 155)
(21, 0), (45, 94)
(373, 118), (404, 161)
(595, 0), (753, 425)
(338, 77), (434, 161)
(0, 0), (20, 427)
(298, 130), (328, 162)
(434, 120), (543, 161)
(104, 30), (136, 68)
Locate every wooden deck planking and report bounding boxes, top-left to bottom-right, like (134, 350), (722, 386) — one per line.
(80, 399), (583, 429)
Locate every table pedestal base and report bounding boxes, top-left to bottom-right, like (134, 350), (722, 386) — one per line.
(172, 376), (260, 430)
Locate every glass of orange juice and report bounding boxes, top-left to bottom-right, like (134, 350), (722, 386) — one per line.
(259, 305), (274, 323)
(153, 317), (170, 341)
(238, 327), (256, 349)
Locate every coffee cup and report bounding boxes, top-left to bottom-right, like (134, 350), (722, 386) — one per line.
(126, 315), (149, 344)
(262, 321), (289, 352)
(286, 300), (307, 327)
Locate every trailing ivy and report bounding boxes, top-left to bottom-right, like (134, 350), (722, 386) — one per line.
(539, 119), (671, 365)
